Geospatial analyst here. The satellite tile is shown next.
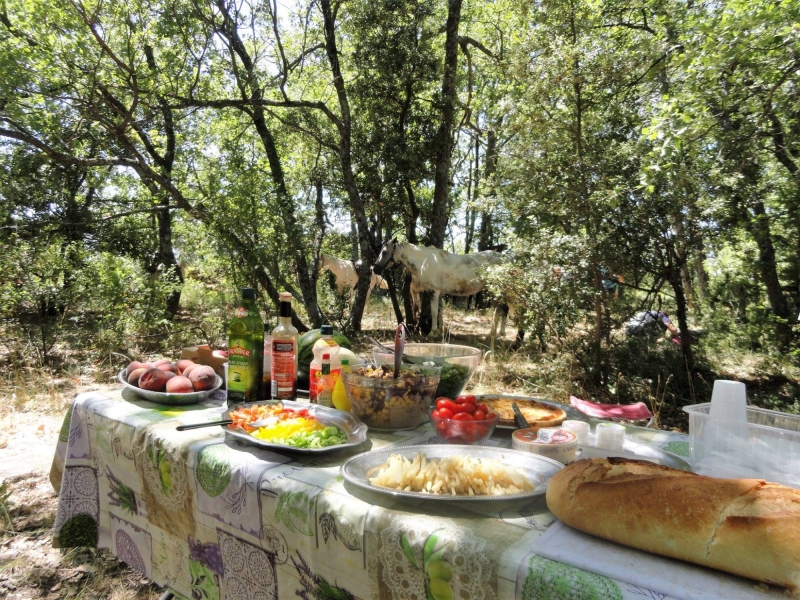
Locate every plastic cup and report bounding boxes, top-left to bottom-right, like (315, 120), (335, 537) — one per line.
(561, 420), (590, 444)
(595, 422), (626, 450)
(709, 380), (747, 422)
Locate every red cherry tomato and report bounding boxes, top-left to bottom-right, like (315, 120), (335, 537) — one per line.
(431, 409), (440, 418)
(452, 412), (473, 421)
(485, 411), (497, 420)
(476, 403), (490, 414)
(472, 410), (486, 421)
(436, 398), (458, 412)
(437, 407), (454, 420)
(455, 394), (477, 405)
(459, 402), (476, 414)
(436, 398), (458, 413)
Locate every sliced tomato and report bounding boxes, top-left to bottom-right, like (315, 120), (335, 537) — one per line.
(452, 412), (473, 421)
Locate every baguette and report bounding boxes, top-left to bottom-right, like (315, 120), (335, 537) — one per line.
(546, 457), (800, 591)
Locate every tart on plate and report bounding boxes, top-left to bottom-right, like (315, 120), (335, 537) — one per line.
(479, 396), (567, 428)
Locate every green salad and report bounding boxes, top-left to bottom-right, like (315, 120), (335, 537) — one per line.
(435, 361), (471, 399)
(278, 426), (348, 449)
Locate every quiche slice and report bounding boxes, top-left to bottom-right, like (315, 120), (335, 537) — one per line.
(480, 396), (567, 428)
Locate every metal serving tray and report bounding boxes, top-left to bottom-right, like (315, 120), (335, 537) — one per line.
(341, 444), (564, 501)
(118, 369), (223, 406)
(223, 400), (369, 454)
(475, 394), (588, 429)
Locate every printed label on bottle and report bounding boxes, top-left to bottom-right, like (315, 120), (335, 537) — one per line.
(271, 340), (296, 399)
(228, 338), (256, 399)
(309, 366), (341, 401)
(317, 388), (333, 408)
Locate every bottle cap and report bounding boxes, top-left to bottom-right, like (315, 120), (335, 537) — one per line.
(241, 287), (256, 299)
(279, 292), (292, 317)
(321, 324), (334, 335)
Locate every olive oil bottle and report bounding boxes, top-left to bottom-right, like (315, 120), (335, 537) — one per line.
(227, 287), (264, 406)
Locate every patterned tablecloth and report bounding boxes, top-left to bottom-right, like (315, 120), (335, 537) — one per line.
(50, 389), (692, 600)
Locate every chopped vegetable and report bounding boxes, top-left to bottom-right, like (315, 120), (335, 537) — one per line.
(228, 403), (347, 448)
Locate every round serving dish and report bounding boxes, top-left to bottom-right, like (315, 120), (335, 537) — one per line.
(118, 369), (223, 406)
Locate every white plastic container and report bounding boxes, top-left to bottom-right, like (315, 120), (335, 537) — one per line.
(683, 403), (800, 488)
(595, 422), (626, 451)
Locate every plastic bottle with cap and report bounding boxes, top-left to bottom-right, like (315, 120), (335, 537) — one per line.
(332, 358), (352, 411)
(309, 325), (341, 402)
(316, 353), (334, 408)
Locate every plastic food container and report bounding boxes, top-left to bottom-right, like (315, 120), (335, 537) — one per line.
(342, 364), (441, 430)
(512, 427), (578, 464)
(430, 411), (498, 444)
(373, 343), (481, 399)
(684, 403), (800, 488)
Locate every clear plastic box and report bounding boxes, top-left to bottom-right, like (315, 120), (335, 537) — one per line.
(683, 403), (800, 488)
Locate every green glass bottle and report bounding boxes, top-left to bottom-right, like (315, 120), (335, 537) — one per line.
(227, 287), (264, 407)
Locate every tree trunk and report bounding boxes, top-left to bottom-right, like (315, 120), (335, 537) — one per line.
(215, 1), (322, 328)
(429, 0), (464, 250)
(320, 0), (374, 332)
(747, 199), (793, 345)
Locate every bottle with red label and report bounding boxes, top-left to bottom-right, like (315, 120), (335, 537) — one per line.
(270, 292), (299, 399)
(227, 287), (264, 407)
(309, 325), (341, 402)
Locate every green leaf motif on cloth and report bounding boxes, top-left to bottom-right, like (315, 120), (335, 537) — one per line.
(59, 513), (99, 548)
(195, 444), (232, 497)
(663, 441), (690, 457)
(522, 555), (622, 600)
(275, 491), (314, 536)
(189, 558), (220, 600)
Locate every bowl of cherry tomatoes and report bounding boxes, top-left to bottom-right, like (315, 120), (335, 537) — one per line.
(430, 394), (499, 444)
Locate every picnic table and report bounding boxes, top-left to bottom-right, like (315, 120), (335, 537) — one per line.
(50, 388), (696, 600)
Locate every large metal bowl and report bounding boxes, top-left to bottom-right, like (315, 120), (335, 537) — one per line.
(373, 342), (481, 399)
(118, 369), (223, 406)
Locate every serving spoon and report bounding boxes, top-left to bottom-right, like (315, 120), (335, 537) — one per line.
(393, 323), (405, 378)
(366, 333), (447, 366)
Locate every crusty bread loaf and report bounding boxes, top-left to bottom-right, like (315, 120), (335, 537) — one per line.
(546, 457), (800, 591)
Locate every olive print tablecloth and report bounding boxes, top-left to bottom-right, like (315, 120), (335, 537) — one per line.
(50, 390), (694, 600)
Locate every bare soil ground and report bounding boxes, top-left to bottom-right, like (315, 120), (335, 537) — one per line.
(0, 388), (164, 600)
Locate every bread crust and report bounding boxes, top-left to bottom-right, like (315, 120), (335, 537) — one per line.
(546, 457), (800, 590)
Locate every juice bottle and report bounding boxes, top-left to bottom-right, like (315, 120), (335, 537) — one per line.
(332, 358), (351, 411)
(227, 287), (264, 407)
(261, 323), (272, 399)
(316, 353), (334, 408)
(309, 325), (341, 402)
(271, 292), (299, 400)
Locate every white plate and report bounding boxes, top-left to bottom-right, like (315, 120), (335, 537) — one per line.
(341, 444), (564, 501)
(118, 369), (223, 405)
(223, 400), (369, 454)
